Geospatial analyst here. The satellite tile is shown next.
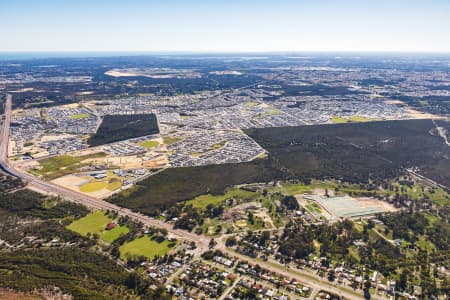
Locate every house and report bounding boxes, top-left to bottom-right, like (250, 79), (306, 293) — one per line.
(106, 222), (117, 230)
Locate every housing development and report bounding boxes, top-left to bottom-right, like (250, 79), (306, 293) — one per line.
(0, 54), (449, 300)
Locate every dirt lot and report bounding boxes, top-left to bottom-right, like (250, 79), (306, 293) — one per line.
(353, 197), (398, 212)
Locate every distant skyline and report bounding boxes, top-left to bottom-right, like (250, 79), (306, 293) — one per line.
(1, 0), (450, 53)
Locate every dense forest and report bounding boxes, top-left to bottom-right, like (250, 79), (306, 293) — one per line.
(88, 114), (159, 146)
(246, 119), (450, 187)
(109, 119), (450, 215)
(109, 159), (279, 215)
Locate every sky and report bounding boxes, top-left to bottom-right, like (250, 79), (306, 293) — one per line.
(1, 0), (449, 53)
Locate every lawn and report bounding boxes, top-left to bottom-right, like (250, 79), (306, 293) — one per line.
(279, 182), (312, 195)
(67, 211), (112, 236)
(330, 116), (348, 123)
(107, 181), (122, 191)
(100, 225), (129, 243)
(331, 115), (374, 124)
(163, 136), (182, 145)
(140, 140), (159, 149)
(70, 113), (89, 119)
(280, 180), (381, 197)
(80, 181), (107, 192)
(185, 188), (256, 210)
(78, 171), (124, 193)
(119, 235), (176, 260)
(347, 116), (373, 122)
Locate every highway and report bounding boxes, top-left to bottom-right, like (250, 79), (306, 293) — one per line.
(0, 94), (210, 251)
(0, 94), (382, 299)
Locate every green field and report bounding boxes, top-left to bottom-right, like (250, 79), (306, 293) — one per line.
(67, 211), (128, 243)
(70, 113), (89, 119)
(107, 181), (122, 191)
(163, 136), (182, 145)
(140, 140), (159, 149)
(34, 152), (107, 180)
(80, 181), (107, 192)
(100, 225), (129, 243)
(119, 236), (176, 260)
(79, 172), (124, 193)
(185, 188), (257, 209)
(67, 211), (112, 236)
(279, 182), (313, 195)
(331, 115), (374, 123)
(330, 116), (348, 123)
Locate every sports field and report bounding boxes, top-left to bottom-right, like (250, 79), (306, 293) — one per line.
(67, 211), (112, 236)
(67, 211), (129, 243)
(119, 235), (176, 260)
(100, 225), (129, 243)
(79, 181), (107, 192)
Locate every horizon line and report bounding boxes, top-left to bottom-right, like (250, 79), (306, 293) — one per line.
(1, 50), (450, 61)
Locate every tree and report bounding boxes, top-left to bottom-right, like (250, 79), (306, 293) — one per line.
(328, 269), (336, 282)
(225, 236), (237, 247)
(363, 274), (371, 299)
(399, 269), (408, 291)
(247, 211), (255, 225)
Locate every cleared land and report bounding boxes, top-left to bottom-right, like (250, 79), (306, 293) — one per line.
(33, 152), (107, 180)
(88, 114), (159, 147)
(185, 188), (257, 209)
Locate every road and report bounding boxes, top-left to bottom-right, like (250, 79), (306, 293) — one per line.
(0, 94), (384, 299)
(214, 238), (383, 300)
(432, 119), (450, 147)
(0, 94), (210, 252)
